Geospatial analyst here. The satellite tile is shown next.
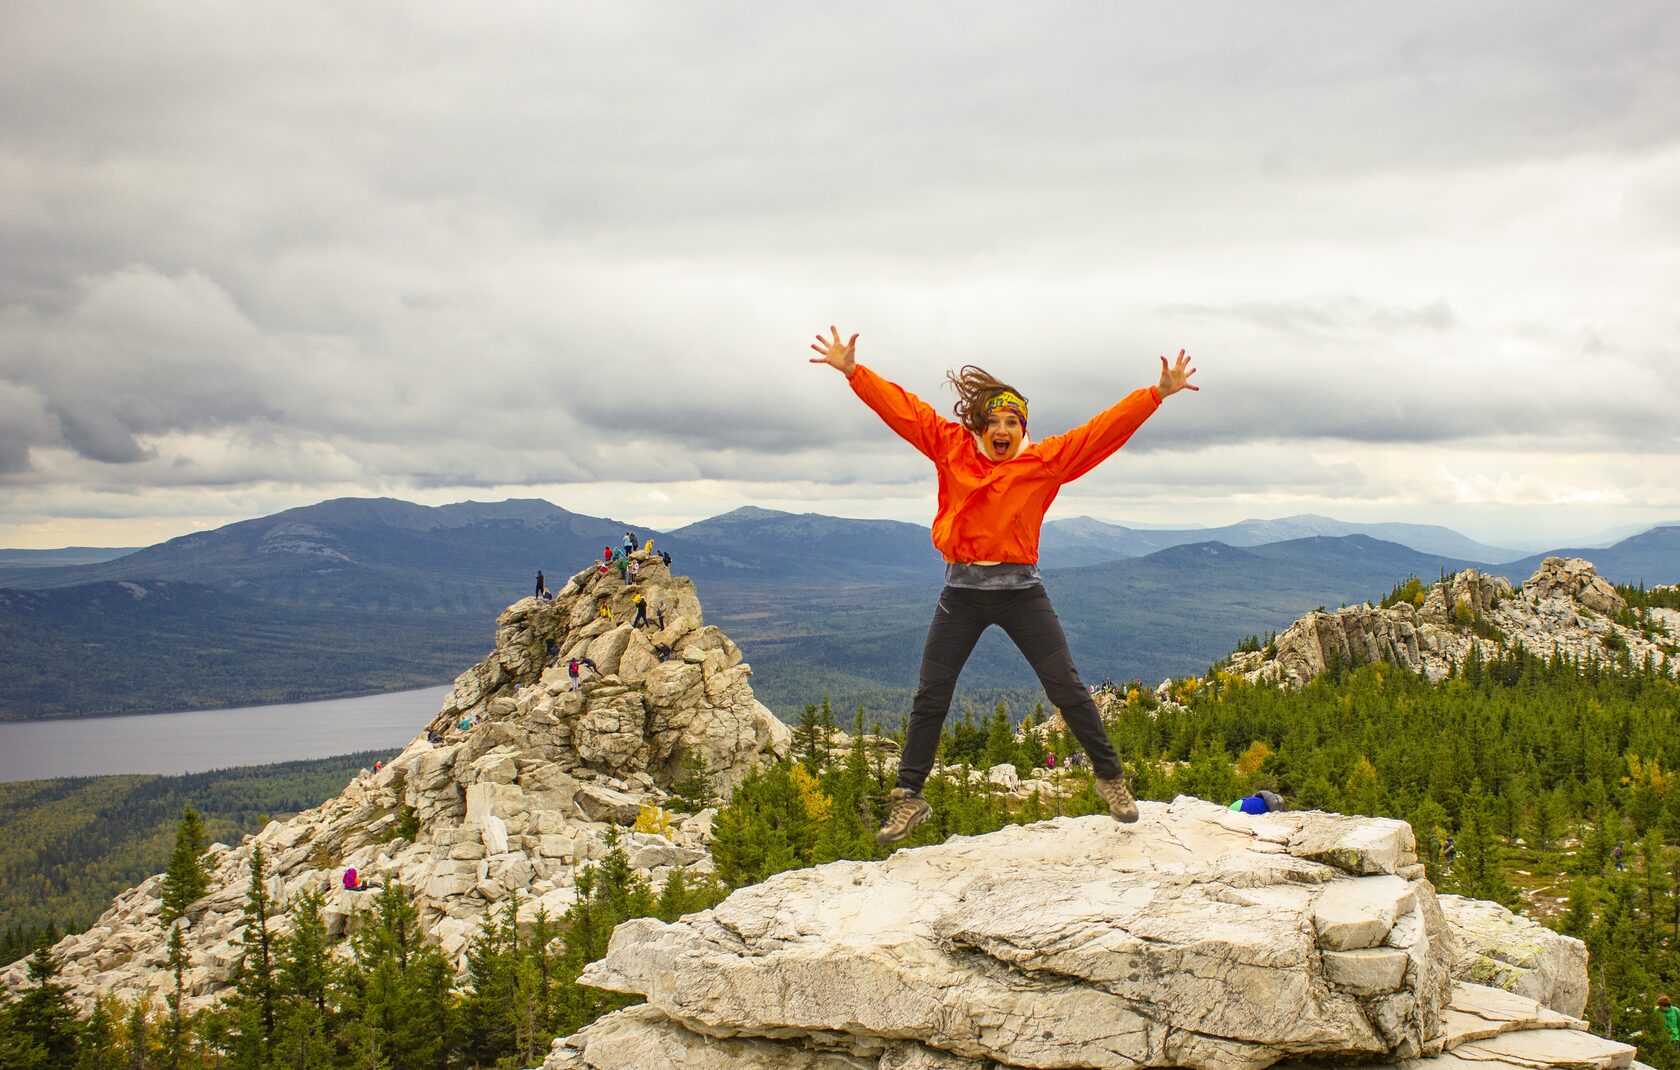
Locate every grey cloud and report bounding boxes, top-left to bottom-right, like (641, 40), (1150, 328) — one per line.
(0, 266), (285, 464)
(0, 380), (58, 473)
(0, 1), (1675, 526)
(1162, 298), (1457, 338)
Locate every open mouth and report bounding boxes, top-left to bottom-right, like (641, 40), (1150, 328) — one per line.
(991, 438), (1012, 454)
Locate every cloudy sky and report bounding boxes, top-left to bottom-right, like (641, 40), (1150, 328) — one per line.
(2, 2), (1676, 551)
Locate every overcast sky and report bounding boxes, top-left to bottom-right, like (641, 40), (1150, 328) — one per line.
(2, 2), (1676, 551)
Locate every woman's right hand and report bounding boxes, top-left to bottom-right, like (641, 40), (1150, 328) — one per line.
(809, 326), (858, 376)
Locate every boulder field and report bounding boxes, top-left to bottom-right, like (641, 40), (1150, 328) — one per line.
(1231, 557), (1675, 689)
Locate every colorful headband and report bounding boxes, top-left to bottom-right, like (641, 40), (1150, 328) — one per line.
(985, 391), (1029, 428)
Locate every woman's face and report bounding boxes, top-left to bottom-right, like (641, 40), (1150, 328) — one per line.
(983, 410), (1025, 462)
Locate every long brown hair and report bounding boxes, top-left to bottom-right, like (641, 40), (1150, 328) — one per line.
(945, 365), (1026, 434)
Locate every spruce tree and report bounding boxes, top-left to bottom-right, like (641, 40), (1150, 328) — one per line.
(160, 805), (210, 926)
(73, 997), (119, 1070)
(458, 897), (520, 1067)
(227, 844), (278, 1069)
(273, 886), (336, 1070)
(9, 944), (81, 1070)
(342, 883), (451, 1070)
(165, 924), (187, 1070)
(0, 986), (49, 1070)
(122, 1000), (151, 1070)
(979, 702), (1016, 771)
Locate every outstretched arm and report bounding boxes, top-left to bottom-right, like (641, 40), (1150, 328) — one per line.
(809, 326), (963, 462)
(1040, 349), (1199, 482)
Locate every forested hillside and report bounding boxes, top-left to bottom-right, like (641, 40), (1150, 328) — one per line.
(0, 752), (383, 961)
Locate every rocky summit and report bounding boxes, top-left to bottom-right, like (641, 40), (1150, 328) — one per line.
(547, 797), (1635, 1070)
(1230, 557), (1677, 689)
(0, 549), (791, 1010)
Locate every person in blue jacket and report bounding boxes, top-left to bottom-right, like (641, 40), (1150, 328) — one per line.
(1229, 790), (1285, 815)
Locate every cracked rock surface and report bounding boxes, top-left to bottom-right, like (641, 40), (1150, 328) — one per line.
(559, 798), (1455, 1070)
(549, 800), (1634, 1070)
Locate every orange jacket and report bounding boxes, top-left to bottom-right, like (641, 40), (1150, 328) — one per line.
(849, 364), (1160, 564)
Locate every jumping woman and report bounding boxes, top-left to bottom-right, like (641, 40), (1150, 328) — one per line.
(809, 327), (1198, 843)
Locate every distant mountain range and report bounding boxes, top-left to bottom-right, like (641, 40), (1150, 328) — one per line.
(1, 498), (1675, 721)
(1038, 514), (1524, 567)
(0, 546), (140, 568)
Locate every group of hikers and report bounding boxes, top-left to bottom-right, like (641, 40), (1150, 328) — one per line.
(534, 531), (682, 693)
(531, 530), (673, 602)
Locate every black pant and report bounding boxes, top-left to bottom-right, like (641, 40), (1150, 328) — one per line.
(898, 584), (1124, 791)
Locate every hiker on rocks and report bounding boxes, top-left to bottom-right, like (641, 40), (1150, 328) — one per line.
(627, 558), (641, 585)
(810, 326), (1197, 844)
(568, 656), (599, 691)
(597, 597), (613, 621)
(1614, 841), (1626, 872)
(660, 549), (672, 567)
(427, 728), (444, 745)
(657, 594), (667, 628)
(632, 592), (649, 627)
(535, 569), (546, 598)
(1441, 836), (1456, 869)
(654, 642), (674, 661)
(1230, 791), (1285, 815)
(343, 867), (377, 892)
(624, 531), (637, 554)
(603, 546), (613, 564)
(1658, 996), (1679, 1042)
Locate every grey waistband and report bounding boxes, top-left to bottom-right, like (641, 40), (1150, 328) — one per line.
(943, 562), (1043, 590)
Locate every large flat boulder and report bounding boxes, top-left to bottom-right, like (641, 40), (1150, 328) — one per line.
(573, 798), (1458, 1070)
(1437, 893), (1590, 1018)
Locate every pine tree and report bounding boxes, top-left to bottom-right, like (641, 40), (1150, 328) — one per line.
(979, 702), (1016, 771)
(73, 998), (119, 1070)
(551, 842), (654, 1036)
(0, 986), (48, 1070)
(273, 886), (336, 1070)
(342, 883), (451, 1070)
(122, 1000), (152, 1070)
(160, 806), (210, 927)
(1529, 789), (1559, 854)
(8, 944), (82, 1070)
(165, 924), (187, 1070)
(458, 897), (519, 1067)
(227, 844), (278, 1069)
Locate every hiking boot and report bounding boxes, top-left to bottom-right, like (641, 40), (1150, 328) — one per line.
(1095, 774), (1139, 823)
(876, 788), (932, 845)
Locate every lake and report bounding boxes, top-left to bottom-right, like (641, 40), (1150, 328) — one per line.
(0, 685), (453, 782)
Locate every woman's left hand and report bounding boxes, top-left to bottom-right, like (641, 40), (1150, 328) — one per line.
(1159, 350), (1198, 397)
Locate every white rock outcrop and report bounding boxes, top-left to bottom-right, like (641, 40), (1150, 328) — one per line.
(1437, 893), (1590, 1018)
(1, 550), (790, 1011)
(548, 798), (1632, 1070)
(1232, 558), (1673, 689)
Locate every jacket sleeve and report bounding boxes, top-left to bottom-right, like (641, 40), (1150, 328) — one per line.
(1036, 386), (1161, 483)
(847, 364), (967, 462)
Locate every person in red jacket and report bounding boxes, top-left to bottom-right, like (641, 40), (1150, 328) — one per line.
(810, 326), (1198, 843)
